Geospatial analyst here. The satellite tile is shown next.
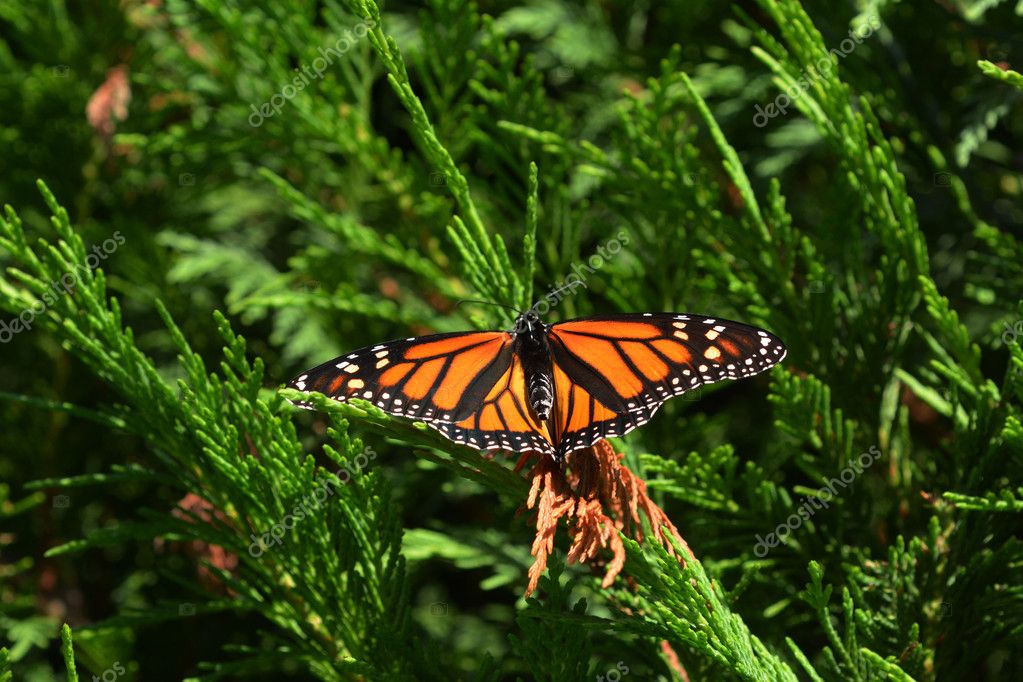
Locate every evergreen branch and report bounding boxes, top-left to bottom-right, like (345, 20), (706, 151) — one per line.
(677, 73), (772, 247)
(611, 536), (802, 681)
(25, 464), (162, 490)
(60, 625), (77, 682)
(859, 648), (916, 681)
(521, 161), (540, 309)
(259, 169), (459, 297)
(344, 0), (521, 307)
(0, 391), (129, 431)
(785, 638), (826, 682)
(641, 447), (742, 513)
(0, 184), (431, 679)
(750, 0), (930, 338)
(278, 388), (528, 498)
(917, 276), (984, 382)
(800, 562), (865, 682)
(978, 60), (1023, 90)
(510, 556), (593, 680)
(944, 489), (1023, 512)
(446, 216), (510, 310)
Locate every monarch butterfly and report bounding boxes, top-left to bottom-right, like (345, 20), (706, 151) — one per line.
(287, 310), (786, 463)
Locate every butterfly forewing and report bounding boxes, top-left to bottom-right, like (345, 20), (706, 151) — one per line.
(288, 330), (514, 423)
(546, 313), (786, 456)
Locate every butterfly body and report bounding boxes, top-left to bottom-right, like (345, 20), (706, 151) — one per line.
(288, 311), (786, 463)
(514, 312), (555, 422)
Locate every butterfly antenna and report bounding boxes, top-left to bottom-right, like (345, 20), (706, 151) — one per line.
(455, 299), (524, 316)
(524, 282), (579, 313)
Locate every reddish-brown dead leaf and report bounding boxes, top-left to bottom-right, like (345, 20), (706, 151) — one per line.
(521, 440), (693, 596)
(86, 65), (131, 139)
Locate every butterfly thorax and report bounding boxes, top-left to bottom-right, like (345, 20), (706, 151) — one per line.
(513, 313), (555, 423)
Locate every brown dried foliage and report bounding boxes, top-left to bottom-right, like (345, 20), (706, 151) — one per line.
(155, 492), (238, 593)
(86, 65), (131, 139)
(517, 440), (693, 596)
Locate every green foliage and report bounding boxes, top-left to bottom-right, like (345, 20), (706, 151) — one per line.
(511, 557), (592, 681)
(2, 0), (1021, 679)
(60, 625), (78, 682)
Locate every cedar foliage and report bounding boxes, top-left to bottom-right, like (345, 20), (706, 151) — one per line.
(1, 0), (1022, 679)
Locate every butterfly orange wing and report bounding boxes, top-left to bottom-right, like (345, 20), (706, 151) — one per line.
(288, 330), (556, 456)
(430, 352), (556, 455)
(547, 313), (786, 456)
(289, 331), (513, 421)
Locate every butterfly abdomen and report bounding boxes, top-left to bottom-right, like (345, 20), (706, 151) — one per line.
(516, 324), (555, 422)
(527, 370), (554, 421)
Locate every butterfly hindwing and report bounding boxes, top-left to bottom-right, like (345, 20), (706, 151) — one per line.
(288, 330), (514, 423)
(546, 313), (786, 456)
(431, 353), (556, 457)
(548, 360), (657, 456)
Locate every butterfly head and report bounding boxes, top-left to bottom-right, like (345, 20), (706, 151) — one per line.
(513, 310), (545, 335)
